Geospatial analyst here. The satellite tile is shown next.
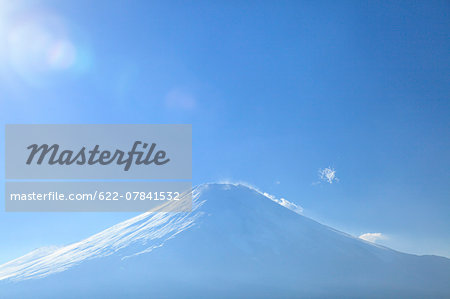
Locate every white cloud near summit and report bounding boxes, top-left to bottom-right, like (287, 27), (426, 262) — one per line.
(359, 233), (386, 243)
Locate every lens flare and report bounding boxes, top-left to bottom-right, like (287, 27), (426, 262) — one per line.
(47, 39), (77, 70)
(1, 8), (92, 87)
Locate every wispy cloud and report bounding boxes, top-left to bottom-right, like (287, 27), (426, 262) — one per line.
(317, 167), (339, 184)
(359, 232), (386, 243)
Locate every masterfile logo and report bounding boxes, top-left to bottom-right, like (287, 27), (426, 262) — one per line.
(26, 141), (170, 171)
(6, 124), (191, 179)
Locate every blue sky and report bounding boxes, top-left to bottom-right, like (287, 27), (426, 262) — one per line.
(0, 0), (449, 262)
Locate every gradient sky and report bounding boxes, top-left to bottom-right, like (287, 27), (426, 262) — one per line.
(0, 0), (449, 262)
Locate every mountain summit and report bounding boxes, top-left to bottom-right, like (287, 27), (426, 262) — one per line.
(1, 183), (449, 298)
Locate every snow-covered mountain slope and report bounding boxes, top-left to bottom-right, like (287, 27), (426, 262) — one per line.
(0, 183), (449, 298)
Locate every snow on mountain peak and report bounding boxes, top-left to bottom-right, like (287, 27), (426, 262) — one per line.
(0, 183), (449, 298)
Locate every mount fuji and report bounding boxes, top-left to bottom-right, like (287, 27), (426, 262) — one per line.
(0, 183), (449, 298)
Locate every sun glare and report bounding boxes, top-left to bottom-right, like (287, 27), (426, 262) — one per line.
(0, 2), (91, 87)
